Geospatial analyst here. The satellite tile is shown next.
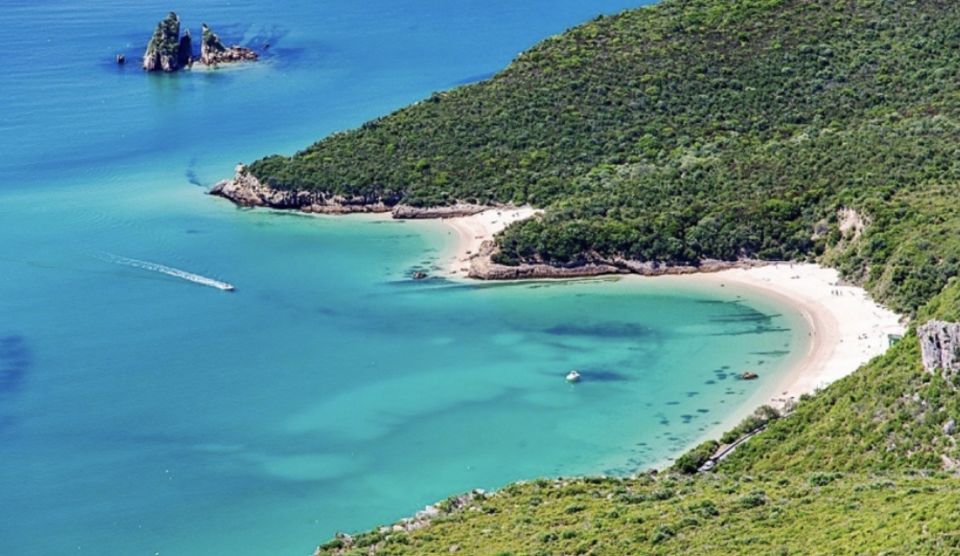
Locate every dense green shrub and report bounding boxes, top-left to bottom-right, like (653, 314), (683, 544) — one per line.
(247, 0), (960, 312)
(673, 440), (720, 474)
(719, 405), (780, 444)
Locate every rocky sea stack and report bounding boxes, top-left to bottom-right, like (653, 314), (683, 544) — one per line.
(142, 12), (257, 72)
(142, 12), (183, 72)
(200, 24), (258, 66)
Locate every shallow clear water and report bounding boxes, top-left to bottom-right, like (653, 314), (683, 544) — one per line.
(0, 1), (809, 554)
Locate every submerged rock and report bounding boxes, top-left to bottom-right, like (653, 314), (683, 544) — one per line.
(200, 24), (258, 66)
(143, 12), (183, 72)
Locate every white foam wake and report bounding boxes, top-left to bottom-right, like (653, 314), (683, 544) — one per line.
(105, 254), (235, 292)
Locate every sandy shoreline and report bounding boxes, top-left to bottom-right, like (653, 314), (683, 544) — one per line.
(438, 211), (906, 412)
(669, 265), (905, 409)
(440, 207), (540, 276)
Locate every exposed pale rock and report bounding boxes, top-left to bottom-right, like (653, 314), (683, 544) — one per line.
(466, 239), (769, 280)
(838, 207), (867, 241)
(918, 320), (960, 382)
(143, 12), (182, 72)
(143, 15), (256, 72)
(210, 165), (398, 213)
(393, 204), (488, 219)
(200, 24), (258, 66)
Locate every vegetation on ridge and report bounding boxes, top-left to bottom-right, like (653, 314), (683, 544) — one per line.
(145, 12), (181, 57)
(315, 473), (960, 555)
(249, 0), (960, 313)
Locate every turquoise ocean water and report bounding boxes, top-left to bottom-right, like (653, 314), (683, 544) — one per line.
(0, 1), (810, 554)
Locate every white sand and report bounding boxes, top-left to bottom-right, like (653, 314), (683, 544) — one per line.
(441, 207), (540, 276)
(664, 264), (906, 408)
(438, 210), (906, 408)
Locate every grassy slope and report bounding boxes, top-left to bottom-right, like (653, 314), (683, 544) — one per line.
(317, 473), (960, 555)
(247, 0), (960, 553)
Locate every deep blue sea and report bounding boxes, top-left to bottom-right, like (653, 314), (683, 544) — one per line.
(0, 1), (810, 554)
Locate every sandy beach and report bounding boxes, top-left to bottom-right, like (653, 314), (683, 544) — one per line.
(439, 211), (906, 409)
(673, 264), (906, 409)
(440, 207), (540, 276)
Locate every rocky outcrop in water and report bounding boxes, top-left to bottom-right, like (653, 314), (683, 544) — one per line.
(142, 14), (256, 72)
(918, 320), (960, 381)
(143, 12), (183, 72)
(200, 24), (258, 66)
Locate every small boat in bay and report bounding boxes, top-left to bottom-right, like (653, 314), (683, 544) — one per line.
(566, 370), (582, 383)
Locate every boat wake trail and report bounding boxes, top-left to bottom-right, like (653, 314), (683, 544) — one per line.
(103, 254), (235, 292)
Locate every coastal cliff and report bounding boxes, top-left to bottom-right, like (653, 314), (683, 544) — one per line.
(919, 320), (960, 381)
(142, 14), (257, 72)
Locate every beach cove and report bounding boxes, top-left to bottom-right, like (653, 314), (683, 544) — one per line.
(416, 210), (907, 462)
(0, 1), (906, 555)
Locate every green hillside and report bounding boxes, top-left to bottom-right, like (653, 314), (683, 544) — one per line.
(316, 472), (960, 555)
(235, 0), (960, 553)
(248, 0), (960, 313)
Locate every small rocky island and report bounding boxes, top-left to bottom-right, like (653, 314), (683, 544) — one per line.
(142, 12), (258, 72)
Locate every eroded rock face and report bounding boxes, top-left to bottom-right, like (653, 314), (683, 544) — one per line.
(918, 320), (960, 381)
(143, 12), (182, 72)
(392, 204), (488, 219)
(210, 165), (398, 213)
(143, 15), (256, 72)
(200, 24), (258, 66)
(177, 29), (193, 68)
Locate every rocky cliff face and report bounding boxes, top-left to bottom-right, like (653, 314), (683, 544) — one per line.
(143, 15), (256, 72)
(200, 24), (258, 66)
(177, 29), (193, 68)
(919, 320), (960, 382)
(143, 12), (183, 72)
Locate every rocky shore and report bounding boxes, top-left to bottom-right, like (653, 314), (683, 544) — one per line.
(210, 166), (397, 214)
(199, 24), (258, 66)
(464, 240), (772, 280)
(211, 166), (502, 218)
(211, 166), (777, 280)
